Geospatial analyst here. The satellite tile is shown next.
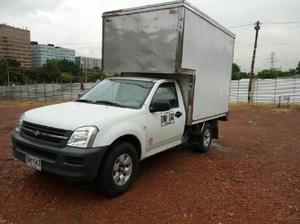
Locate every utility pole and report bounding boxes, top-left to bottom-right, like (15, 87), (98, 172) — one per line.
(248, 21), (261, 103)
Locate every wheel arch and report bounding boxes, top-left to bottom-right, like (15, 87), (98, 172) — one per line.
(106, 134), (142, 160)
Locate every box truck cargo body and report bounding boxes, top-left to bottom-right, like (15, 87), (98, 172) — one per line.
(102, 0), (235, 124)
(11, 1), (235, 197)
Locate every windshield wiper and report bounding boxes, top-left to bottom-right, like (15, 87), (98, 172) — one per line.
(95, 100), (126, 108)
(76, 99), (94, 103)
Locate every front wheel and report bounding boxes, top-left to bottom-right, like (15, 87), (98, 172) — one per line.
(94, 142), (138, 197)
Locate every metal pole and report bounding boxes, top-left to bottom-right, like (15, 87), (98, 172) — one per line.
(52, 80), (55, 100)
(237, 79), (240, 103)
(274, 78), (277, 105)
(43, 81), (46, 101)
(85, 69), (87, 83)
(293, 71), (296, 104)
(70, 81), (73, 100)
(248, 21), (261, 103)
(27, 82), (29, 100)
(61, 80), (63, 101)
(19, 82), (22, 101)
(35, 82), (38, 100)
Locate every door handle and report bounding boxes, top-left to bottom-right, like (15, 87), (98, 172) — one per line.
(175, 111), (182, 118)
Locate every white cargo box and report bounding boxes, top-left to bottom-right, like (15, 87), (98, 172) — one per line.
(102, 0), (235, 125)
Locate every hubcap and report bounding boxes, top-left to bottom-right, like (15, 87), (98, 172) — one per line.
(112, 153), (133, 186)
(203, 129), (211, 148)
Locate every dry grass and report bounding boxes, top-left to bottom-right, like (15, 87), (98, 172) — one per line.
(229, 102), (300, 110)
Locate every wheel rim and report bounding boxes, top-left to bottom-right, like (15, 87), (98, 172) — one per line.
(203, 129), (211, 148)
(112, 153), (133, 186)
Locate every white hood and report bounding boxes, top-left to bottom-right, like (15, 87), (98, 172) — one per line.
(24, 102), (138, 130)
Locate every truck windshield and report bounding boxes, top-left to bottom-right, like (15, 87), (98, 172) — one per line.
(77, 79), (154, 109)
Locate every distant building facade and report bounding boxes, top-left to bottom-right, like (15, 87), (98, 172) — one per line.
(75, 56), (101, 69)
(0, 24), (32, 68)
(31, 42), (56, 67)
(55, 46), (75, 62)
(31, 42), (75, 67)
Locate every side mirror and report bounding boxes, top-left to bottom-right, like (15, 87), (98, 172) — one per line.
(150, 101), (170, 113)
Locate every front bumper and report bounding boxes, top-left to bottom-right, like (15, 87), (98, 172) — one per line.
(11, 131), (108, 181)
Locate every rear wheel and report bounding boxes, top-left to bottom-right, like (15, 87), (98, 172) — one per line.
(190, 123), (212, 153)
(94, 142), (138, 197)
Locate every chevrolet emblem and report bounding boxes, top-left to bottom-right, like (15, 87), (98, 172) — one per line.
(33, 130), (41, 137)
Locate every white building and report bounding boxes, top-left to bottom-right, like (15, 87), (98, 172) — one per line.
(75, 56), (102, 69)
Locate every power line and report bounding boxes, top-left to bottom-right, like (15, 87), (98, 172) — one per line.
(229, 21), (300, 29)
(264, 21), (300, 25)
(228, 23), (253, 29)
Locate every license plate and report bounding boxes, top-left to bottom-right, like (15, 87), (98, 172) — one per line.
(25, 154), (42, 171)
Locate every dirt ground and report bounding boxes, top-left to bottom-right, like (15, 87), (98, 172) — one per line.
(0, 102), (299, 224)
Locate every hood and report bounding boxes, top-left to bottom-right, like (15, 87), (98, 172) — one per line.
(24, 102), (139, 130)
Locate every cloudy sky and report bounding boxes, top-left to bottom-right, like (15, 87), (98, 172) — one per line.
(0, 0), (299, 72)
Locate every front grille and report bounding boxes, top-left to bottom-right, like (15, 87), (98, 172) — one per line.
(21, 121), (72, 146)
(16, 142), (57, 161)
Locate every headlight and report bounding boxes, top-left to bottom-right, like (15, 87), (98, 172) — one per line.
(67, 126), (98, 148)
(16, 113), (25, 133)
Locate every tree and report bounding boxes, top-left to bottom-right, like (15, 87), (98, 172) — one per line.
(7, 59), (21, 68)
(61, 72), (74, 83)
(40, 59), (61, 82)
(231, 63), (249, 80)
(258, 69), (277, 79)
(5, 59), (24, 83)
(57, 59), (80, 75)
(86, 68), (106, 82)
(0, 58), (8, 85)
(232, 63), (240, 80)
(258, 69), (295, 79)
(296, 61), (300, 74)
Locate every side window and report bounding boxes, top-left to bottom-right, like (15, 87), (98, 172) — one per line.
(151, 82), (179, 109)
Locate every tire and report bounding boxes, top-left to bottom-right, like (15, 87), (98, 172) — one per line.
(191, 123), (212, 153)
(94, 142), (138, 197)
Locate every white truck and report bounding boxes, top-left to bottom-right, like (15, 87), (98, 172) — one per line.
(11, 1), (235, 196)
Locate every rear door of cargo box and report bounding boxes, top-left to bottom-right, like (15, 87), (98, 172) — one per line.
(102, 6), (184, 76)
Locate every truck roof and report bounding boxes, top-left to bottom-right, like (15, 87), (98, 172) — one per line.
(102, 0), (235, 38)
(109, 76), (159, 83)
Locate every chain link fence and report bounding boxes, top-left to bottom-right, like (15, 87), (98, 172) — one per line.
(0, 82), (95, 101)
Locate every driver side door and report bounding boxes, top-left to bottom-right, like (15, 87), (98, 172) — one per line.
(146, 82), (185, 155)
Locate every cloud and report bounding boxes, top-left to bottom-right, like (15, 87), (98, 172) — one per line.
(0, 0), (63, 15)
(0, 0), (299, 72)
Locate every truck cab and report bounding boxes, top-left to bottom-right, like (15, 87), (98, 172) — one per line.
(11, 77), (196, 196)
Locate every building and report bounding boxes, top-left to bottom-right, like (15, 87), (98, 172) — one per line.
(55, 46), (75, 62)
(31, 42), (56, 67)
(0, 24), (32, 68)
(75, 56), (101, 69)
(31, 42), (75, 67)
